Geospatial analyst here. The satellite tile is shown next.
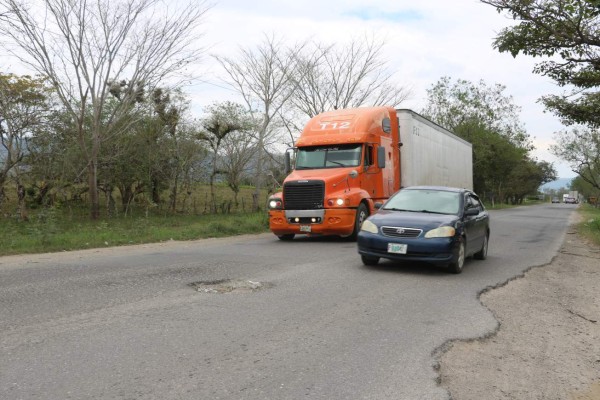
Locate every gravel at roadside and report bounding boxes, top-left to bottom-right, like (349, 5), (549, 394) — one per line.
(439, 225), (600, 399)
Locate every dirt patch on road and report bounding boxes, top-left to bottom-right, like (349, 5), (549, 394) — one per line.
(439, 230), (600, 399)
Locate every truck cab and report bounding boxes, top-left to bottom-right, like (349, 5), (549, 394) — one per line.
(267, 107), (399, 240)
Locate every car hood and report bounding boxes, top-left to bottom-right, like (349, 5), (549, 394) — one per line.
(368, 210), (460, 230)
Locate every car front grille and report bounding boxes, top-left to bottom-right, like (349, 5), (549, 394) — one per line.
(283, 180), (325, 210)
(381, 226), (422, 238)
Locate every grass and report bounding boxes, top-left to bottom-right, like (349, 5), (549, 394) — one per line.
(577, 204), (600, 246)
(2, 186), (597, 256)
(0, 209), (270, 257)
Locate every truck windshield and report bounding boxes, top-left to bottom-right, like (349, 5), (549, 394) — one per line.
(295, 144), (362, 169)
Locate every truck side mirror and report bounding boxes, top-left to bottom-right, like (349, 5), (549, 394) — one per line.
(284, 151), (291, 174)
(377, 146), (386, 168)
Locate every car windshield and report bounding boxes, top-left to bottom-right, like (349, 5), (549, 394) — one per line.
(295, 144), (362, 169)
(383, 189), (460, 215)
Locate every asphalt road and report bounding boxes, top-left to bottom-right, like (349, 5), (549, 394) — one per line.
(0, 203), (575, 400)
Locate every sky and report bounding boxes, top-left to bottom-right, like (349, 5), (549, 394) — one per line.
(0, 0), (577, 179)
(191, 0), (577, 179)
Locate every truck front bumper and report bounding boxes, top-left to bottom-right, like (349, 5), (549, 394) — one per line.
(269, 208), (356, 237)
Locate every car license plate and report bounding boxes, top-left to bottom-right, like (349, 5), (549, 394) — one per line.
(300, 225), (311, 233)
(388, 243), (407, 254)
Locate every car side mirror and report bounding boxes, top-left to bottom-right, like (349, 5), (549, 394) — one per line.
(374, 202), (383, 209)
(465, 208), (479, 216)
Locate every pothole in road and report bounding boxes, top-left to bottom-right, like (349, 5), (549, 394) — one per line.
(188, 279), (273, 294)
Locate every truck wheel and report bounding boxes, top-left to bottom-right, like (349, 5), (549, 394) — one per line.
(277, 234), (295, 241)
(447, 240), (465, 274)
(361, 255), (379, 266)
(349, 203), (369, 240)
(474, 234), (488, 260)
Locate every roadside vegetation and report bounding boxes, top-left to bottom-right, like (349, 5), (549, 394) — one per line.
(0, 184), (270, 257)
(578, 205), (600, 247)
(0, 209), (268, 257)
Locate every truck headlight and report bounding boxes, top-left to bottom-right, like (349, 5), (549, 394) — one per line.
(424, 226), (455, 238)
(268, 198), (283, 209)
(360, 220), (379, 234)
(327, 198), (346, 206)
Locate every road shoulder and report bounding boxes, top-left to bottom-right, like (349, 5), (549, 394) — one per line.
(438, 225), (600, 399)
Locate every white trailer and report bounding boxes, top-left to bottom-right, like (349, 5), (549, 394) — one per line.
(569, 191), (579, 202)
(396, 109), (473, 190)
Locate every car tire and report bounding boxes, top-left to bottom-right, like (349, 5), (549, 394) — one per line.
(348, 203), (369, 240)
(361, 255), (380, 266)
(277, 234), (295, 241)
(448, 240), (465, 274)
(474, 233), (488, 260)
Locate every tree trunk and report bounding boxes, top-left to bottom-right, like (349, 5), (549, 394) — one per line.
(0, 180), (5, 208)
(88, 160), (100, 220)
(17, 182), (28, 221)
(151, 177), (161, 205)
(105, 184), (116, 217)
(253, 126), (266, 212)
(169, 171), (179, 213)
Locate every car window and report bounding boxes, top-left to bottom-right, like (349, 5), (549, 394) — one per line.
(384, 189), (460, 215)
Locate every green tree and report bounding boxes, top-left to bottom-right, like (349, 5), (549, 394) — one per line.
(0, 73), (53, 218)
(481, 0), (600, 127)
(0, 0), (211, 219)
(422, 76), (531, 148)
(421, 77), (550, 202)
(505, 158), (557, 204)
(570, 175), (600, 203)
(550, 126), (600, 191)
(198, 102), (252, 213)
(97, 87), (203, 215)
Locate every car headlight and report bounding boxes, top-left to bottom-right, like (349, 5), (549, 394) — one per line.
(424, 226), (456, 238)
(268, 198), (283, 209)
(360, 219), (379, 234)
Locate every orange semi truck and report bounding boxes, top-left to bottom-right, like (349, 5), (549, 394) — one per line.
(267, 106), (473, 240)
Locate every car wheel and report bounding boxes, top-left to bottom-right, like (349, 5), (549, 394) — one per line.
(474, 233), (488, 260)
(448, 240), (465, 274)
(348, 203), (369, 240)
(361, 255), (380, 266)
(277, 234), (295, 241)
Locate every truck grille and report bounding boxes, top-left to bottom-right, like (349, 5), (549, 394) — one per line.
(284, 180), (325, 210)
(381, 226), (422, 238)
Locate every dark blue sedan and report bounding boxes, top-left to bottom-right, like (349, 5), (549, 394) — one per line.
(357, 186), (490, 273)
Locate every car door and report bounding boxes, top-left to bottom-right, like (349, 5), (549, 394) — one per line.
(463, 193), (485, 254)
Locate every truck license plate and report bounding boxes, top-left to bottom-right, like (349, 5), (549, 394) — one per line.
(388, 243), (407, 254)
(300, 225), (311, 233)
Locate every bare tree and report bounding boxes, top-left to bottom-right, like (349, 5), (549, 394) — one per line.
(214, 34), (306, 211)
(291, 35), (412, 118)
(0, 0), (211, 219)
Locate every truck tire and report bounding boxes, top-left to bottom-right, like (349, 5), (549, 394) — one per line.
(447, 240), (465, 274)
(277, 234), (295, 241)
(348, 203), (369, 240)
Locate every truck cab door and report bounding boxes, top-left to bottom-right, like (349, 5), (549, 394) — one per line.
(361, 144), (379, 198)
